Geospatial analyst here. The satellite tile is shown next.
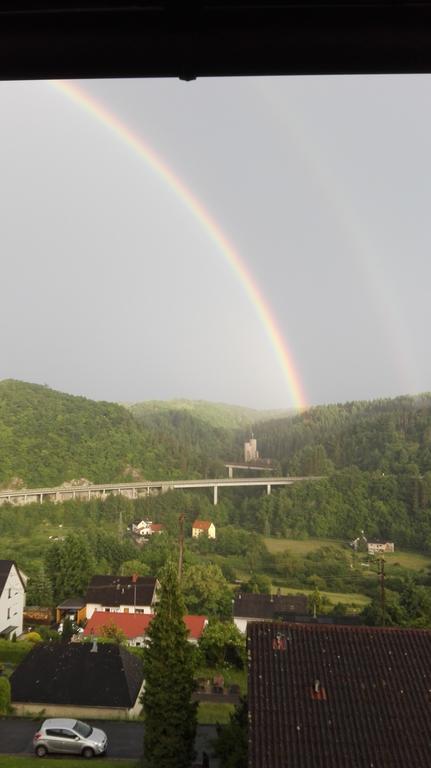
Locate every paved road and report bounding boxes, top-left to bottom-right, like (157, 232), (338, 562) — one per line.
(0, 719), (218, 763)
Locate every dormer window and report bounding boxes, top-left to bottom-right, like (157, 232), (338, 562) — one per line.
(311, 679), (327, 701)
(272, 633), (287, 651)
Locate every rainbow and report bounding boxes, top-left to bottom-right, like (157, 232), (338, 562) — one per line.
(51, 80), (307, 409)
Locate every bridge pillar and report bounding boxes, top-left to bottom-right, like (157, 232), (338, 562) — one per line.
(228, 466), (233, 479)
(213, 485), (218, 505)
(267, 484), (271, 495)
(40, 493), (43, 504)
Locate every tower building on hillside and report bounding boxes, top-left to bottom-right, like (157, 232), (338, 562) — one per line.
(244, 435), (259, 463)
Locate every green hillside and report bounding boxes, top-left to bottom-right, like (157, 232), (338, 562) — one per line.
(127, 398), (291, 430)
(0, 380), (182, 488)
(255, 393), (431, 476)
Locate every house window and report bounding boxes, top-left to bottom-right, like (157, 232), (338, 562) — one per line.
(7, 608), (10, 620)
(136, 609), (145, 614)
(8, 588), (11, 599)
(105, 608), (110, 612)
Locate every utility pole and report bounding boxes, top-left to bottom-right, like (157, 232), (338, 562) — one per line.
(118, 506), (123, 541)
(178, 511), (185, 581)
(378, 557), (386, 626)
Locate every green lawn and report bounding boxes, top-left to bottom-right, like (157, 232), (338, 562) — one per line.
(0, 759), (137, 768)
(380, 550), (431, 571)
(277, 584), (370, 608)
(264, 536), (431, 572)
(264, 537), (346, 556)
(195, 666), (246, 694)
(0, 640), (33, 665)
(197, 702), (235, 724)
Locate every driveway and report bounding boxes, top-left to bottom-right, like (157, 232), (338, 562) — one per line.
(0, 719), (218, 763)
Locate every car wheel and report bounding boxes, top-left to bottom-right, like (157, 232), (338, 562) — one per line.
(35, 745), (48, 757)
(82, 747), (94, 759)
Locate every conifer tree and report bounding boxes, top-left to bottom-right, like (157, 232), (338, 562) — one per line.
(142, 563), (197, 768)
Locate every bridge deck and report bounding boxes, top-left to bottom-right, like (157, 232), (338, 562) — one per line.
(0, 476), (323, 506)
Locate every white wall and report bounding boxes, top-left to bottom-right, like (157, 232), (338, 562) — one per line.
(233, 617), (248, 634)
(0, 564), (25, 637)
(86, 603), (153, 620)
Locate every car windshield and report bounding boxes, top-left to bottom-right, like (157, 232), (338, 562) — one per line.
(73, 721), (92, 738)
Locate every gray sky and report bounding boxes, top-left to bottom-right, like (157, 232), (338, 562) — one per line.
(1, 75), (430, 409)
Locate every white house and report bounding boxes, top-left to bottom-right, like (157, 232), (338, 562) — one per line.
(368, 541), (395, 555)
(84, 574), (159, 620)
(132, 520), (164, 537)
(0, 560), (27, 639)
(192, 520), (216, 539)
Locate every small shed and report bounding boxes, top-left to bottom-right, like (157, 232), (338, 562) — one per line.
(56, 598), (86, 625)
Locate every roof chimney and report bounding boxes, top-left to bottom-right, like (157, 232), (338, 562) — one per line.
(132, 573), (138, 583)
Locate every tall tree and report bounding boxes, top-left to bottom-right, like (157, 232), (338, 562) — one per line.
(214, 697), (248, 768)
(142, 563), (197, 768)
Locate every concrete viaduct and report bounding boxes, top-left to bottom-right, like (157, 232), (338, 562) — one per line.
(0, 476), (322, 507)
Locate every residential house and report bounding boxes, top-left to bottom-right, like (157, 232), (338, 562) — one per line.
(367, 540), (395, 555)
(85, 574), (158, 620)
(10, 642), (144, 719)
(0, 560), (27, 639)
(192, 520), (216, 539)
(83, 611), (207, 646)
(233, 592), (308, 634)
(131, 520), (165, 537)
(248, 621), (431, 767)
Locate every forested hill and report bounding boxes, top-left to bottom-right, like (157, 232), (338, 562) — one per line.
(127, 399), (291, 430)
(0, 380), (185, 488)
(256, 394), (431, 476)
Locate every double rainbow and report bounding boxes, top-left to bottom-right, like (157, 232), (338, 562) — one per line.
(52, 80), (307, 410)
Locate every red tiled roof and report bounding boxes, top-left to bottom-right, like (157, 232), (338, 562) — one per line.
(83, 611), (207, 640)
(192, 520), (212, 530)
(248, 621), (431, 768)
(150, 523), (164, 532)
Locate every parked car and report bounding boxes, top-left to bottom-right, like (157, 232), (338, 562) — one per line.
(33, 718), (107, 758)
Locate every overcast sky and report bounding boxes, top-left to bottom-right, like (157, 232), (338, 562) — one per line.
(1, 75), (430, 409)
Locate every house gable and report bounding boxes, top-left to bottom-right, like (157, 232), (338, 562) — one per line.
(0, 560), (26, 637)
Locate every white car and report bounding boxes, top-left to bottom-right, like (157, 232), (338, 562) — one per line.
(33, 718), (107, 758)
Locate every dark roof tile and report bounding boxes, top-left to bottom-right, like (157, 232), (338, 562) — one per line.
(10, 643), (143, 709)
(234, 592), (308, 619)
(248, 621), (431, 768)
(85, 575), (157, 608)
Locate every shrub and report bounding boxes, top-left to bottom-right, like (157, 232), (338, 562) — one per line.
(0, 676), (11, 714)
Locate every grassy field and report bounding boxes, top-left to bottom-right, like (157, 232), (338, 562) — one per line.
(264, 537), (346, 555)
(264, 537), (431, 572)
(0, 759), (137, 768)
(379, 550), (431, 571)
(197, 702), (235, 724)
(278, 585), (370, 608)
